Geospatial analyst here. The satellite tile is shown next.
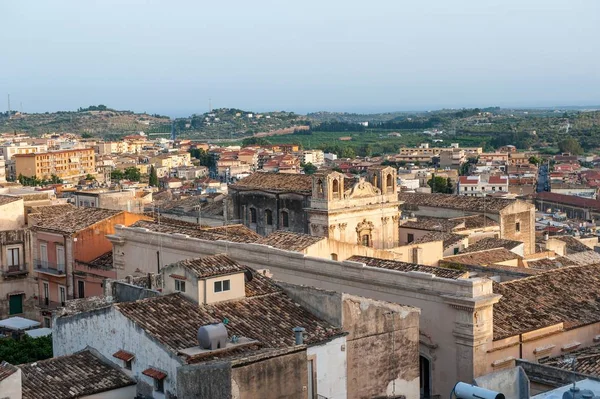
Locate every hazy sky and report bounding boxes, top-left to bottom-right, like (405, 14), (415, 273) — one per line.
(1, 0), (599, 116)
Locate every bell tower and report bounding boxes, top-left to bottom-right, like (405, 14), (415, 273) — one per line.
(367, 166), (397, 195)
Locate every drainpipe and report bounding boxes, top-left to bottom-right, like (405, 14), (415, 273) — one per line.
(156, 250), (160, 274)
(64, 234), (70, 300)
(519, 333), (523, 360)
(293, 327), (305, 345)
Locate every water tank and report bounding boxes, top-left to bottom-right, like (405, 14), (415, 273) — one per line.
(562, 387), (596, 399)
(197, 323), (228, 350)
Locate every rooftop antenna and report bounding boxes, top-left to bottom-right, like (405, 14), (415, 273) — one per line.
(209, 98), (212, 113)
(7, 94), (10, 116)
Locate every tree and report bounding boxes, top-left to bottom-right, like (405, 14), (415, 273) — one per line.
(149, 165), (159, 186)
(528, 156), (542, 166)
(301, 162), (318, 175)
(427, 175), (452, 193)
(558, 138), (583, 155)
(0, 335), (53, 364)
(85, 174), (96, 181)
(189, 148), (215, 168)
(123, 167), (141, 182)
(111, 169), (124, 181)
(341, 147), (355, 158)
(81, 133), (93, 139)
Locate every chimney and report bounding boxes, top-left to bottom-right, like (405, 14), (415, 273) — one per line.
(544, 232), (549, 241)
(293, 327), (305, 345)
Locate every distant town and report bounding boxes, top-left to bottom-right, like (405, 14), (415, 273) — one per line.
(2, 106), (600, 398)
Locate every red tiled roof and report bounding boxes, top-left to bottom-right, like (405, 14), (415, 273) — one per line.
(534, 191), (600, 212)
(142, 368), (167, 380)
(488, 175), (508, 184)
(112, 350), (135, 362)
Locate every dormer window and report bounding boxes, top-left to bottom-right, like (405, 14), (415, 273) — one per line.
(214, 279), (231, 293)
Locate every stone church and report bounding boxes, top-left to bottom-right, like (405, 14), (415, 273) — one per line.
(228, 166), (401, 249)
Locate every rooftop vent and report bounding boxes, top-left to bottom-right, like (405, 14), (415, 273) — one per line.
(197, 323), (227, 350)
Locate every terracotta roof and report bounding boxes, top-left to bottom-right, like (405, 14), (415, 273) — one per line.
(493, 264), (600, 340)
(86, 251), (113, 268)
(142, 367), (167, 380)
(451, 215), (499, 230)
(412, 231), (465, 248)
(0, 361), (18, 382)
(541, 344), (600, 377)
(443, 248), (522, 266)
(527, 256), (576, 271)
(20, 350), (135, 399)
(164, 254), (245, 279)
(460, 238), (523, 254)
(112, 350), (135, 362)
(31, 207), (122, 234)
(115, 290), (342, 362)
(400, 217), (463, 232)
(131, 220), (261, 243)
(0, 195), (21, 206)
(399, 192), (518, 213)
(347, 255), (466, 279)
(230, 172), (312, 194)
(256, 231), (325, 252)
(564, 251), (600, 266)
(533, 191), (600, 212)
(553, 236), (593, 254)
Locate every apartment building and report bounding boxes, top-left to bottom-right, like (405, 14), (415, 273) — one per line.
(300, 149), (325, 166)
(439, 149), (466, 169)
(458, 175), (509, 196)
(13, 148), (95, 180)
(0, 143), (49, 179)
(398, 144), (482, 157)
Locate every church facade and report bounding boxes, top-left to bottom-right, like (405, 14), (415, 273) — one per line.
(228, 167), (401, 249)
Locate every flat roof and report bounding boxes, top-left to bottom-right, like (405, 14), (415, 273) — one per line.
(25, 327), (52, 338)
(0, 317), (41, 331)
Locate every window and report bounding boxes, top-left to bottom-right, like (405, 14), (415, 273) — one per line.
(250, 208), (257, 224)
(265, 209), (273, 225)
(386, 174), (393, 192)
(282, 211), (289, 228)
(9, 294), (23, 315)
(43, 282), (49, 301)
(175, 279), (186, 292)
(77, 280), (85, 299)
(361, 234), (370, 247)
(516, 222), (521, 233)
(454, 247), (460, 255)
(214, 279), (231, 293)
(56, 246), (65, 272)
(125, 360), (132, 370)
(407, 233), (414, 244)
(154, 379), (164, 393)
(43, 317), (51, 328)
(332, 179), (340, 198)
(7, 248), (19, 267)
(463, 187), (467, 191)
(59, 285), (66, 305)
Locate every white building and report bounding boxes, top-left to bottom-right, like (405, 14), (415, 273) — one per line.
(458, 175), (509, 197)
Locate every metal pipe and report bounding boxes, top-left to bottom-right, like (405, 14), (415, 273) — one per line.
(293, 326), (305, 345)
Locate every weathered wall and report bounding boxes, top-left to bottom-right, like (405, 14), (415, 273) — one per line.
(230, 189), (309, 235)
(0, 229), (36, 319)
(500, 208), (535, 255)
(0, 368), (22, 399)
(342, 294), (420, 399)
(276, 282), (343, 327)
(0, 199), (24, 230)
(53, 306), (182, 398)
(307, 337), (347, 399)
(231, 349), (308, 399)
(177, 362), (232, 399)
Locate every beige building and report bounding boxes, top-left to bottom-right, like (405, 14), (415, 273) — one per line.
(308, 167), (400, 249)
(0, 143), (48, 161)
(399, 193), (536, 255)
(14, 148), (95, 180)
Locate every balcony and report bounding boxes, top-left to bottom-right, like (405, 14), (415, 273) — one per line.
(38, 295), (74, 310)
(34, 260), (66, 276)
(1, 264), (29, 278)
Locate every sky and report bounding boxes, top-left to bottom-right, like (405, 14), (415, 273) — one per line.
(1, 0), (599, 116)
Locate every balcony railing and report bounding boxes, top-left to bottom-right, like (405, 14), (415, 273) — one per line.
(38, 295), (74, 310)
(34, 259), (66, 276)
(1, 264), (29, 278)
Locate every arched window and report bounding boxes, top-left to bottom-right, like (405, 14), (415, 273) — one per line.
(386, 173), (393, 193)
(332, 179), (339, 198)
(373, 174), (378, 189)
(250, 208), (257, 224)
(316, 179), (324, 197)
(281, 211), (289, 228)
(265, 209), (273, 225)
(331, 253), (338, 261)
